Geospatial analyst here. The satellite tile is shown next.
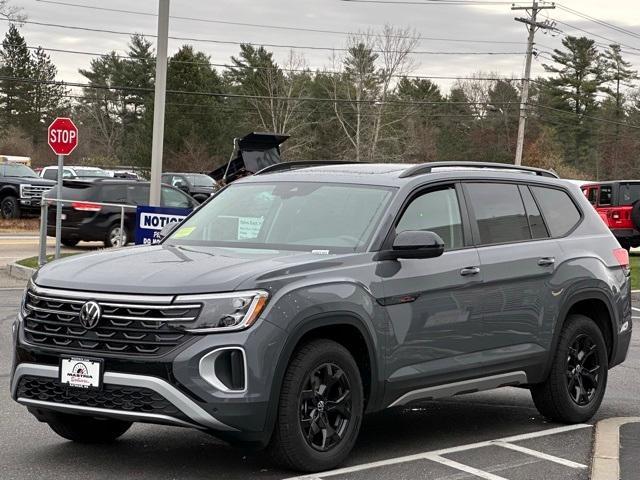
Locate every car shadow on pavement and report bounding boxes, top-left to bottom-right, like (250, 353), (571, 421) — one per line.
(11, 390), (569, 480)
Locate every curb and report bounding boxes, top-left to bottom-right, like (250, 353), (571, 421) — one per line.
(7, 262), (36, 281)
(591, 417), (640, 480)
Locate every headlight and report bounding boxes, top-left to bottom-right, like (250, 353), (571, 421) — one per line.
(174, 290), (269, 333)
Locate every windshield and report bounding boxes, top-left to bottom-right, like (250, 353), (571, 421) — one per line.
(166, 182), (394, 252)
(2, 163), (38, 178)
(74, 168), (110, 177)
(184, 174), (215, 187)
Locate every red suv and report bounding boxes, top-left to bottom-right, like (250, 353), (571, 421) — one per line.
(582, 181), (640, 250)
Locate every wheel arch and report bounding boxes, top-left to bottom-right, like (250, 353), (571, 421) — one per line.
(263, 312), (382, 444)
(546, 289), (618, 377)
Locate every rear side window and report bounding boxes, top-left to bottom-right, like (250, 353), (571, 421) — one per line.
(466, 183), (530, 245)
(530, 186), (581, 237)
(101, 185), (128, 203)
(519, 186), (549, 239)
(42, 169), (57, 180)
(599, 186), (612, 206)
(127, 185), (150, 205)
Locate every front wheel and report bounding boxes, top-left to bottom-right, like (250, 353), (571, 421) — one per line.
(1, 195), (20, 219)
(44, 411), (131, 443)
(268, 339), (364, 472)
(531, 314), (608, 423)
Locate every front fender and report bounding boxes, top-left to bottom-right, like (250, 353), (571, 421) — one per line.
(259, 279), (388, 441)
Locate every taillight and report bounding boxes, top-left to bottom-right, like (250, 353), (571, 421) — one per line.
(613, 248), (630, 269)
(598, 207), (634, 229)
(71, 201), (102, 212)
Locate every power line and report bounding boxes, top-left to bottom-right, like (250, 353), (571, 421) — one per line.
(340, 0), (532, 5)
(7, 19), (525, 56)
(13, 42), (532, 84)
(33, 0), (525, 45)
(556, 4), (640, 43)
(0, 74), (522, 106)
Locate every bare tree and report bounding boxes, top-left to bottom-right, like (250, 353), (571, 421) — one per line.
(0, 0), (25, 22)
(369, 25), (420, 161)
(327, 33), (379, 161)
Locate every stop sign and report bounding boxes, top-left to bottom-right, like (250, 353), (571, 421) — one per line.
(48, 117), (78, 156)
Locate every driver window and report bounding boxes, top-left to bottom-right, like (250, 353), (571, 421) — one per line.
(397, 186), (463, 250)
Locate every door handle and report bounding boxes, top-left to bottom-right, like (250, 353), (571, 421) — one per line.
(460, 266), (480, 276)
(538, 257), (556, 266)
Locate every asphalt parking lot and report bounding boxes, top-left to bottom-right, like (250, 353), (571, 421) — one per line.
(1, 286), (639, 480)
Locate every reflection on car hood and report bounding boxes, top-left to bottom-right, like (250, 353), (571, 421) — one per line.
(34, 245), (347, 295)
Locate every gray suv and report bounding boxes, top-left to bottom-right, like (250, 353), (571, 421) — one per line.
(10, 161), (632, 472)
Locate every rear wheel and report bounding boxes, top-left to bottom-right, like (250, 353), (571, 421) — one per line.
(43, 411), (131, 443)
(1, 195), (20, 219)
(268, 339), (364, 472)
(104, 224), (128, 248)
(531, 314), (608, 423)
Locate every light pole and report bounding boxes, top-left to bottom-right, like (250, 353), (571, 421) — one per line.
(149, 0), (170, 205)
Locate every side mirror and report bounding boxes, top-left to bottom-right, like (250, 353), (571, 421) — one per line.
(377, 230), (445, 261)
(177, 183), (189, 193)
(158, 221), (180, 240)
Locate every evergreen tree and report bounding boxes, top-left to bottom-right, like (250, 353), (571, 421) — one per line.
(0, 24), (32, 131)
(30, 47), (67, 142)
(542, 36), (605, 168)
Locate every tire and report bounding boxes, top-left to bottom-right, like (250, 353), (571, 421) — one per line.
(61, 238), (79, 247)
(1, 195), (20, 219)
(104, 224), (128, 248)
(44, 411), (131, 443)
(268, 339), (364, 472)
(531, 314), (608, 423)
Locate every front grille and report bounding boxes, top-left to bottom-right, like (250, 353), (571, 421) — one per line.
(23, 288), (201, 356)
(17, 376), (189, 422)
(20, 184), (53, 200)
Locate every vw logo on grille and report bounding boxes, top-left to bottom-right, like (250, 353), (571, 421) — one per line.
(79, 301), (102, 329)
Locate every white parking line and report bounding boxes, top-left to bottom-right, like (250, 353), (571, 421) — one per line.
(631, 307), (640, 312)
(492, 441), (587, 469)
(425, 454), (509, 480)
(283, 424), (592, 480)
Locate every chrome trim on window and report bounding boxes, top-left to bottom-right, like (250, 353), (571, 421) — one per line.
(11, 363), (237, 432)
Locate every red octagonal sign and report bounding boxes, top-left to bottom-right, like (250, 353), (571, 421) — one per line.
(48, 117), (78, 156)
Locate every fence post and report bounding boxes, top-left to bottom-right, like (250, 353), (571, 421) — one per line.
(38, 200), (48, 266)
(119, 206), (125, 247)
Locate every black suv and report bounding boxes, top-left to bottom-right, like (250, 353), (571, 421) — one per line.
(45, 178), (198, 247)
(0, 162), (55, 218)
(161, 172), (218, 203)
(11, 162), (632, 472)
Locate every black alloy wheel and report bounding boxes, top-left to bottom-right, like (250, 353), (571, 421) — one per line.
(566, 334), (603, 406)
(299, 362), (352, 452)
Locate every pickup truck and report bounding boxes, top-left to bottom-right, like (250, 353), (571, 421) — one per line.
(0, 162), (55, 218)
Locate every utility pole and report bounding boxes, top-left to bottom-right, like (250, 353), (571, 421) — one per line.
(149, 0), (170, 205)
(512, 1), (556, 166)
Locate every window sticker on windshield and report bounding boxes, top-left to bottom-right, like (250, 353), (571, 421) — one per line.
(173, 226), (196, 239)
(238, 217), (264, 239)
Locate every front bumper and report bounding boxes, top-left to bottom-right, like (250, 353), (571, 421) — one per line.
(11, 311), (287, 444)
(11, 363), (235, 431)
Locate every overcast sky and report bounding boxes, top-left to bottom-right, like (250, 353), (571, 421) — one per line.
(7, 0), (640, 93)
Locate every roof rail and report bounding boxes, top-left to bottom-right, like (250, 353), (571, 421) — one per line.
(254, 160), (365, 176)
(399, 161), (559, 179)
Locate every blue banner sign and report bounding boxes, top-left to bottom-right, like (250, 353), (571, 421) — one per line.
(135, 205), (192, 245)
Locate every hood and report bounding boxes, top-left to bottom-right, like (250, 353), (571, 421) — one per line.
(4, 177), (56, 186)
(33, 244), (350, 295)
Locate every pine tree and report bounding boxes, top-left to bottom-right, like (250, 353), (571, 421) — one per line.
(30, 47), (67, 142)
(542, 36), (606, 168)
(0, 24), (32, 131)
(601, 44), (638, 118)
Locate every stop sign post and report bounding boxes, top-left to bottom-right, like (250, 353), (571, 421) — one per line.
(47, 117), (79, 259)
